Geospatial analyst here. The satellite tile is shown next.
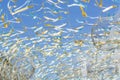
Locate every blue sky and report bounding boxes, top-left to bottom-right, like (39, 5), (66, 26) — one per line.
(0, 0), (119, 33)
(0, 0), (120, 62)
